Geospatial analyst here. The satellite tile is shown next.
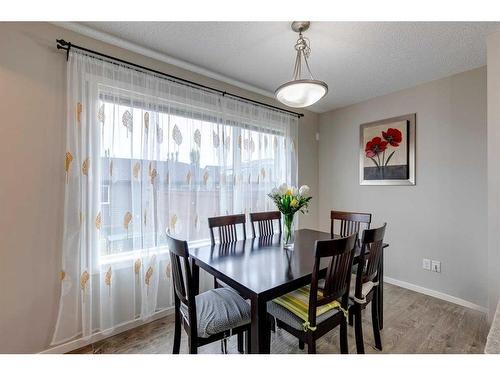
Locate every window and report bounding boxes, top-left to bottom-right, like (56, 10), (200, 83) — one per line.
(98, 98), (291, 258)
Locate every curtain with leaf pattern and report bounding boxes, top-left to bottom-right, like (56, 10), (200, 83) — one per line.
(51, 50), (298, 345)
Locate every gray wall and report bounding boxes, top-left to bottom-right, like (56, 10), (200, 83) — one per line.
(0, 22), (319, 353)
(318, 67), (487, 308)
(487, 30), (500, 320)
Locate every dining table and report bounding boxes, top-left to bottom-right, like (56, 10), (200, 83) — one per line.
(189, 228), (389, 354)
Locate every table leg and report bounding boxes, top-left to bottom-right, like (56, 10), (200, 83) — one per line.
(378, 250), (384, 330)
(250, 295), (270, 354)
(191, 259), (200, 295)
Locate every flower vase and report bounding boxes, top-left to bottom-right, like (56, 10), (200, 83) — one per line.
(283, 213), (295, 250)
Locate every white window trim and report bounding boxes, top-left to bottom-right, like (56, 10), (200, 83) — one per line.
(99, 238), (213, 266)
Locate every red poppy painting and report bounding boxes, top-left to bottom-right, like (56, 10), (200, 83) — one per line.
(360, 114), (415, 185)
(365, 136), (388, 158)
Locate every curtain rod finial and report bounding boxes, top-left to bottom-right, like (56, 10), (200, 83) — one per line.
(56, 39), (69, 47)
(56, 39), (71, 61)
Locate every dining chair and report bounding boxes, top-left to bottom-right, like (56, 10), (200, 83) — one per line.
(266, 233), (357, 354)
(348, 223), (387, 354)
(167, 233), (251, 354)
(208, 214), (247, 291)
(208, 214), (247, 288)
(207, 213), (249, 351)
(250, 211), (281, 237)
(330, 210), (372, 241)
(208, 214), (247, 245)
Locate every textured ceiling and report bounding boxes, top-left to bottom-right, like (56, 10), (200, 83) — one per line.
(78, 22), (500, 113)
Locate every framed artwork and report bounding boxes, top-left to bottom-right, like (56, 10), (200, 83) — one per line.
(359, 113), (415, 185)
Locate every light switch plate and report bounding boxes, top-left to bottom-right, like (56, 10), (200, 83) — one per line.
(423, 258), (431, 270)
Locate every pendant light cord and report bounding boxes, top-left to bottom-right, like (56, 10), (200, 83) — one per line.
(292, 32), (315, 80)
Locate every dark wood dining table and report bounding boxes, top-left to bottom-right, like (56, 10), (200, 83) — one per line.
(190, 228), (389, 354)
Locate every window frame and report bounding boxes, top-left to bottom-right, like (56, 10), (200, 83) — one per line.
(92, 80), (293, 264)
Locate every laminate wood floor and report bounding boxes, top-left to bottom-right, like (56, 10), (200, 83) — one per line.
(71, 284), (489, 354)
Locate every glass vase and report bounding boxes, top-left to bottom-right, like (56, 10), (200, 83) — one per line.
(282, 213), (295, 250)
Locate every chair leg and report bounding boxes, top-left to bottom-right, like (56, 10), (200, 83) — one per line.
(299, 340), (305, 350)
(220, 338), (228, 354)
(188, 335), (198, 354)
(354, 305), (365, 354)
(245, 329), (251, 354)
(348, 307), (354, 326)
(340, 315), (349, 354)
(237, 332), (244, 354)
(307, 338), (316, 354)
(172, 307), (181, 354)
(371, 291), (382, 351)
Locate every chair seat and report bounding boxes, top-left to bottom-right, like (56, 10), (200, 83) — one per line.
(180, 288), (251, 338)
(267, 286), (344, 332)
(268, 301), (342, 332)
(349, 274), (376, 304)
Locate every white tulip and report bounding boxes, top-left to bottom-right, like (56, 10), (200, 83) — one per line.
(291, 186), (298, 196)
(299, 185), (310, 196)
(278, 183), (288, 195)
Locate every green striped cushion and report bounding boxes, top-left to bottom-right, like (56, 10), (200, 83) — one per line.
(273, 285), (343, 324)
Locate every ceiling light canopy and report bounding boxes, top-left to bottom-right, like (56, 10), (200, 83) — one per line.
(275, 21), (328, 108)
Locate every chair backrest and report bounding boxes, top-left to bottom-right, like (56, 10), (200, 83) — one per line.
(208, 214), (246, 245)
(354, 223), (387, 300)
(308, 233), (357, 327)
(330, 210), (372, 239)
(250, 211), (281, 237)
(166, 233), (197, 335)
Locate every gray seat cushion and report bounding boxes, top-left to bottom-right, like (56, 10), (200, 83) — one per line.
(349, 274), (375, 303)
(267, 299), (342, 331)
(180, 287), (251, 338)
(318, 275), (375, 303)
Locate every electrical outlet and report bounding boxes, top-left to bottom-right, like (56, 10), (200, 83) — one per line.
(431, 260), (441, 273)
(423, 258), (431, 271)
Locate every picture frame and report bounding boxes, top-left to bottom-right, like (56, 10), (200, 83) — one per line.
(359, 113), (416, 185)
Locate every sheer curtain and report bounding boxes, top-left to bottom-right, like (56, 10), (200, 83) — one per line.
(52, 50), (298, 345)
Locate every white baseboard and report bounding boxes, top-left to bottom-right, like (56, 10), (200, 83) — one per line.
(39, 307), (175, 354)
(384, 276), (488, 314)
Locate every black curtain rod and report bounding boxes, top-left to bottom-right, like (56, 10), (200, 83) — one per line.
(56, 39), (304, 118)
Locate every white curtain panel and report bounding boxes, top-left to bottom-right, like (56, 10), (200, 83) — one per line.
(51, 51), (298, 345)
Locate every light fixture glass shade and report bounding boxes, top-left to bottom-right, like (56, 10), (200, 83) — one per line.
(275, 79), (328, 108)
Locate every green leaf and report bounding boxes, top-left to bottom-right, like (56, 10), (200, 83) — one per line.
(385, 151), (395, 166)
(369, 157), (379, 168)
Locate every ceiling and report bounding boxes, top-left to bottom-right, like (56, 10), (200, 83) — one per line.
(76, 22), (500, 113)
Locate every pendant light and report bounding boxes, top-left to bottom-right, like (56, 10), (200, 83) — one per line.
(275, 21), (328, 108)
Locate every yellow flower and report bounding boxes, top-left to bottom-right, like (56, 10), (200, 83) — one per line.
(291, 198), (299, 208)
(286, 189), (292, 196)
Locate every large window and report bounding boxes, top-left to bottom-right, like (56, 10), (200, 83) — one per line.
(98, 99), (289, 258)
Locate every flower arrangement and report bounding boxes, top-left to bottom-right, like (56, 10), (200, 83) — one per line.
(268, 184), (312, 248)
(365, 127), (402, 178)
